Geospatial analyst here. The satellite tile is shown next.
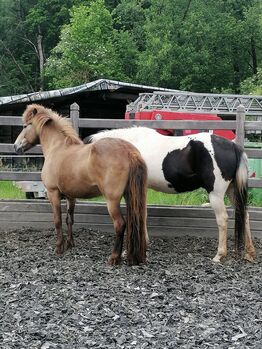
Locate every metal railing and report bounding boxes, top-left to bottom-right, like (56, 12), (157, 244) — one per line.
(127, 91), (262, 115)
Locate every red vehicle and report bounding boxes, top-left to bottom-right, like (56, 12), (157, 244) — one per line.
(125, 109), (235, 140)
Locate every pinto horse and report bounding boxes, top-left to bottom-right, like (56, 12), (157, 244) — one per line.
(14, 105), (147, 265)
(87, 127), (256, 262)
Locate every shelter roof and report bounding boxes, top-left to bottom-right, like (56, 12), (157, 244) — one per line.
(0, 79), (177, 108)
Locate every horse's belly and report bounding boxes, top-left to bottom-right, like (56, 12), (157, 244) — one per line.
(59, 183), (101, 199)
(148, 182), (176, 194)
(145, 161), (177, 193)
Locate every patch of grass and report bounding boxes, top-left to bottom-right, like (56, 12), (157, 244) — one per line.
(0, 181), (25, 199)
(0, 181), (261, 207)
(146, 188), (209, 205)
(248, 188), (262, 207)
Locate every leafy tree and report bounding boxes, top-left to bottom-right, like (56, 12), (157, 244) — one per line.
(136, 0), (262, 92)
(0, 0), (261, 95)
(112, 0), (149, 51)
(25, 0), (81, 89)
(0, 0), (38, 95)
(240, 68), (262, 94)
(45, 0), (128, 88)
(0, 0), (79, 95)
(112, 30), (139, 82)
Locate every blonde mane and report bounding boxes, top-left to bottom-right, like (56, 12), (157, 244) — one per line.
(23, 104), (83, 145)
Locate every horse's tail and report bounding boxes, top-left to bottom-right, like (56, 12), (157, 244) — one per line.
(124, 152), (148, 265)
(233, 144), (248, 253)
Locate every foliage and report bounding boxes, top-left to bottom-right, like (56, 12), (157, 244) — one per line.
(0, 0), (38, 95)
(45, 0), (124, 88)
(136, 0), (262, 92)
(26, 0), (80, 52)
(0, 0), (262, 94)
(240, 67), (262, 94)
(0, 0), (80, 94)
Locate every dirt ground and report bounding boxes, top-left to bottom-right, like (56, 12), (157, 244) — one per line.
(0, 228), (261, 349)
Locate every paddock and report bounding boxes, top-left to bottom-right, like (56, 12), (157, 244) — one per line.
(1, 226), (262, 348)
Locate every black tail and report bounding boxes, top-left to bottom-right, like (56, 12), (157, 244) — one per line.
(233, 144), (248, 253)
(124, 152), (148, 265)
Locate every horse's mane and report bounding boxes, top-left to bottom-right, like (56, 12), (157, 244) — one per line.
(23, 104), (83, 145)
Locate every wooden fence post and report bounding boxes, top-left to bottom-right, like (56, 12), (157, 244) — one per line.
(70, 103), (80, 135)
(235, 104), (245, 147)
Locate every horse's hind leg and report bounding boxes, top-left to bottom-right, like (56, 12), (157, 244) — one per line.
(47, 189), (63, 254)
(235, 210), (256, 262)
(243, 211), (256, 261)
(106, 199), (126, 266)
(209, 192), (228, 262)
(65, 198), (76, 250)
(226, 185), (256, 262)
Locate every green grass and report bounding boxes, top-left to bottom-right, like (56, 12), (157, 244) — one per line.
(0, 181), (26, 199)
(84, 188), (209, 205)
(248, 188), (262, 207)
(0, 181), (261, 207)
(146, 188), (209, 205)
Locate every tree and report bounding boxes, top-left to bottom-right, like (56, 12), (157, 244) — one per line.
(0, 0), (37, 95)
(112, 0), (149, 51)
(45, 0), (125, 88)
(0, 0), (79, 95)
(25, 0), (81, 89)
(135, 0), (262, 92)
(240, 68), (262, 94)
(1, 0), (261, 95)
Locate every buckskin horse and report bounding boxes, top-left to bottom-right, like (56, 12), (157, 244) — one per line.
(87, 126), (256, 262)
(14, 105), (147, 265)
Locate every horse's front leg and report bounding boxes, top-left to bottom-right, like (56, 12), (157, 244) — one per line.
(106, 199), (126, 266)
(65, 198), (76, 250)
(47, 189), (63, 254)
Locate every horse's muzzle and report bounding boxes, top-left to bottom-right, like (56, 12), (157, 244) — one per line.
(14, 143), (24, 155)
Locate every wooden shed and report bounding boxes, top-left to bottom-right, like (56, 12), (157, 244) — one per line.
(0, 79), (176, 142)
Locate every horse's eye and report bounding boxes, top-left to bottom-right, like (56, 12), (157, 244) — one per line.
(23, 124), (27, 129)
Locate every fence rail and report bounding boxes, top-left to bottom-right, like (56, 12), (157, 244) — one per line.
(0, 103), (262, 188)
(0, 200), (261, 238)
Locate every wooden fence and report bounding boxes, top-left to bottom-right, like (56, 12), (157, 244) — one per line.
(0, 103), (261, 237)
(1, 103), (261, 187)
(0, 199), (261, 238)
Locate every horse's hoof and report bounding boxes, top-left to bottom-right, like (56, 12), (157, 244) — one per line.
(65, 239), (75, 250)
(55, 244), (64, 255)
(212, 256), (222, 263)
(244, 253), (255, 263)
(127, 257), (143, 266)
(212, 252), (227, 263)
(108, 255), (121, 266)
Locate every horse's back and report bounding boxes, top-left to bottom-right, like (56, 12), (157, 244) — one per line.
(90, 137), (140, 166)
(89, 128), (245, 195)
(89, 138), (144, 195)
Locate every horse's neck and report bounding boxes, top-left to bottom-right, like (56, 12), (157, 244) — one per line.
(39, 124), (65, 156)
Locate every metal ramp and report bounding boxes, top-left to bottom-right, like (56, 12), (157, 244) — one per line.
(127, 91), (262, 116)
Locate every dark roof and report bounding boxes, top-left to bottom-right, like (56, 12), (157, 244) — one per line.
(0, 79), (178, 107)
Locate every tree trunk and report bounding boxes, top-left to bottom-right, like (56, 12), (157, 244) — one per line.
(250, 36), (258, 75)
(37, 25), (44, 91)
